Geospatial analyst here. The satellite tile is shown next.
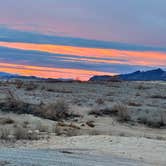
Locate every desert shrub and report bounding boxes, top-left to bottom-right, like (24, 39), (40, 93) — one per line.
(22, 121), (29, 128)
(137, 111), (166, 128)
(151, 95), (166, 99)
(136, 84), (150, 90)
(95, 98), (104, 105)
(89, 130), (101, 136)
(47, 88), (55, 92)
(24, 82), (38, 91)
(128, 101), (142, 107)
(112, 103), (130, 122)
(35, 121), (49, 132)
(0, 128), (10, 140)
(0, 117), (15, 125)
(0, 98), (77, 121)
(0, 98), (33, 114)
(53, 122), (80, 136)
(14, 126), (28, 140)
(15, 80), (24, 89)
(35, 100), (77, 121)
(89, 107), (115, 116)
(14, 126), (39, 140)
(86, 120), (95, 128)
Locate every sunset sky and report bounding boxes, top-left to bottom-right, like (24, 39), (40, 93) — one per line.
(0, 0), (166, 80)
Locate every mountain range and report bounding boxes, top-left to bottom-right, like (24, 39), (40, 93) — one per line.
(89, 68), (166, 81)
(0, 68), (166, 81)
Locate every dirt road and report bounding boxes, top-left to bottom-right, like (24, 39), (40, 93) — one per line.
(0, 148), (152, 166)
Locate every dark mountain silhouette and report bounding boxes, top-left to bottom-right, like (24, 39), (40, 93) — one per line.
(0, 72), (74, 82)
(89, 68), (166, 81)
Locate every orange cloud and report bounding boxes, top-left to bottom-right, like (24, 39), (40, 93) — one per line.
(0, 62), (116, 81)
(0, 42), (166, 67)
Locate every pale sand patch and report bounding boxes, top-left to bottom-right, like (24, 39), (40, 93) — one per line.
(24, 135), (166, 166)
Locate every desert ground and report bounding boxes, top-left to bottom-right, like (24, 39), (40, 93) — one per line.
(0, 80), (165, 165)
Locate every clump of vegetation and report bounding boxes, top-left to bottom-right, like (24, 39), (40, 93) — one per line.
(46, 88), (55, 92)
(128, 101), (142, 107)
(35, 100), (78, 121)
(136, 84), (150, 90)
(89, 107), (116, 116)
(0, 97), (32, 114)
(24, 82), (38, 91)
(137, 111), (166, 128)
(35, 120), (49, 132)
(86, 120), (95, 128)
(95, 98), (104, 105)
(14, 126), (39, 140)
(151, 95), (166, 99)
(112, 103), (130, 122)
(0, 89), (78, 121)
(53, 122), (80, 136)
(0, 117), (15, 125)
(0, 128), (10, 140)
(15, 80), (24, 89)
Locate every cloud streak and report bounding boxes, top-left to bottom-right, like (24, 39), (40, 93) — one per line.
(0, 62), (116, 80)
(0, 41), (166, 67)
(0, 23), (165, 80)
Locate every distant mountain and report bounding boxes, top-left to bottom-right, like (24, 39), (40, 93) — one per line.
(0, 72), (75, 82)
(0, 72), (19, 78)
(89, 68), (166, 81)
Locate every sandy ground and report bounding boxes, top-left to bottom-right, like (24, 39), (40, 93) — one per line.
(0, 80), (165, 165)
(6, 135), (164, 166)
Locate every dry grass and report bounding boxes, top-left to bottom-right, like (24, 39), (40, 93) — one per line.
(24, 82), (38, 91)
(112, 103), (130, 122)
(0, 91), (77, 121)
(136, 83), (150, 90)
(89, 107), (116, 116)
(137, 111), (166, 128)
(151, 95), (166, 99)
(0, 128), (10, 140)
(36, 100), (71, 121)
(53, 122), (80, 136)
(14, 126), (39, 140)
(128, 101), (142, 107)
(95, 98), (104, 105)
(0, 117), (15, 125)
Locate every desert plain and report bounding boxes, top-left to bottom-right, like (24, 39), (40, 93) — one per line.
(0, 80), (165, 165)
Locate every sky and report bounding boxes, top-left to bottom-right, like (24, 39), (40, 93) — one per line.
(0, 0), (166, 80)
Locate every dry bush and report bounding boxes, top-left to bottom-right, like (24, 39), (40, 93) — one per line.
(137, 111), (166, 128)
(95, 98), (104, 105)
(89, 106), (117, 117)
(151, 95), (166, 99)
(112, 103), (130, 122)
(89, 130), (101, 136)
(14, 126), (28, 140)
(35, 121), (49, 132)
(136, 84), (150, 90)
(14, 126), (39, 140)
(55, 89), (73, 93)
(128, 101), (142, 107)
(0, 117), (15, 125)
(0, 97), (77, 121)
(0, 97), (33, 114)
(15, 80), (24, 89)
(53, 122), (80, 136)
(86, 120), (95, 128)
(24, 82), (38, 91)
(47, 88), (55, 92)
(36, 100), (77, 121)
(0, 128), (10, 140)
